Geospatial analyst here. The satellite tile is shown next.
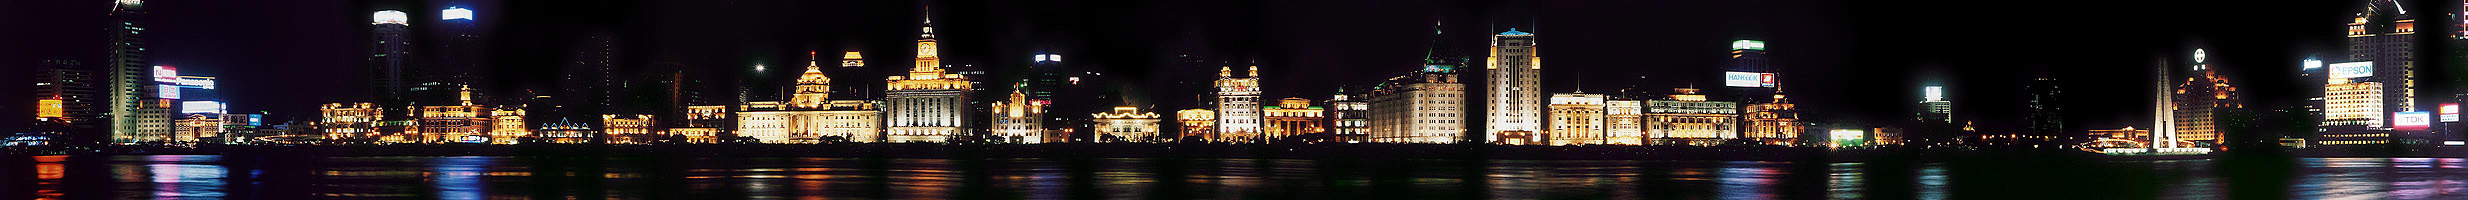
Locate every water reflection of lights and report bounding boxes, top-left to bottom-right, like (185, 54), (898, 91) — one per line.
(1827, 163), (1865, 199)
(1717, 161), (1782, 200)
(430, 156), (492, 200)
(142, 155), (228, 199)
(1915, 164), (1946, 200)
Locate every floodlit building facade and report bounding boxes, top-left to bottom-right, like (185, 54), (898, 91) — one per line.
(1177, 109), (1215, 142)
(674, 105), (729, 143)
(1606, 100), (1644, 145)
(1743, 91), (1801, 145)
(1485, 28), (1544, 145)
(1547, 93), (1606, 146)
(1263, 98), (1325, 141)
(416, 86), (487, 143)
(1646, 88), (1738, 146)
(321, 102), (380, 141)
(602, 114), (655, 144)
(1368, 22), (1469, 144)
(1215, 66), (1264, 142)
(741, 55), (883, 144)
(991, 86), (1047, 144)
(1093, 105), (1162, 143)
(2316, 0), (2422, 147)
(486, 106), (527, 144)
(884, 10), (972, 143)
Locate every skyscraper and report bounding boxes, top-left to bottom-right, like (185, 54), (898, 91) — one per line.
(1214, 66), (1263, 143)
(884, 8), (972, 143)
(2316, 0), (2421, 146)
(435, 7), (485, 85)
(1485, 28), (1543, 145)
(2025, 77), (2066, 143)
(1920, 86), (1952, 123)
(370, 10), (415, 122)
(34, 60), (103, 144)
(107, 0), (155, 143)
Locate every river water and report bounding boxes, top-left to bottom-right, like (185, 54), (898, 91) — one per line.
(4, 155), (2465, 199)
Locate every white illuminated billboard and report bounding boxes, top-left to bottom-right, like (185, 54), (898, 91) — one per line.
(158, 85), (179, 99)
(1924, 86), (1945, 101)
(181, 101), (223, 114)
(1723, 71), (1771, 87)
(2395, 111), (2433, 130)
(2328, 61), (2373, 78)
(2444, 103), (2460, 122)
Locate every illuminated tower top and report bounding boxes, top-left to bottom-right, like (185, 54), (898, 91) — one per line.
(794, 51), (835, 108)
(374, 10), (409, 25)
(442, 7), (473, 20)
(911, 6), (943, 76)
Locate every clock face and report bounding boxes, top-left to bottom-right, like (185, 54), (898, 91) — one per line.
(919, 45), (937, 56)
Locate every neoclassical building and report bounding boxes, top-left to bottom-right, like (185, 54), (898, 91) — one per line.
(738, 52), (882, 144)
(884, 9), (971, 143)
(1094, 105), (1162, 143)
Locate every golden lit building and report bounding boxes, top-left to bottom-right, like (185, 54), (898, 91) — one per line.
(883, 9), (972, 143)
(174, 114), (220, 143)
(1262, 97), (1325, 141)
(1547, 93), (1606, 146)
(1366, 67), (1466, 144)
(416, 86), (488, 143)
(1177, 108), (1214, 142)
(2090, 126), (2152, 141)
(2172, 49), (2240, 146)
(1645, 88), (1737, 146)
(840, 51), (864, 67)
(486, 106), (527, 144)
(674, 105), (729, 144)
(602, 114), (655, 144)
(1215, 66), (1265, 142)
(742, 55), (883, 144)
(991, 85), (1047, 144)
(133, 99), (174, 143)
(1093, 105), (1163, 143)
(1605, 100), (1644, 145)
(321, 102), (380, 142)
(1743, 91), (1801, 145)
(1329, 90), (1370, 143)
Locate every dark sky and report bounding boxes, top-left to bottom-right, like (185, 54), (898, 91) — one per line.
(0, 0), (2445, 134)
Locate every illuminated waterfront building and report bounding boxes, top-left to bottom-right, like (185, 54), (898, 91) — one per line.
(1215, 66), (1264, 142)
(2173, 49), (2241, 146)
(1606, 100), (1644, 145)
(533, 118), (594, 144)
(1368, 22), (1469, 144)
(673, 105), (729, 143)
(742, 54), (884, 143)
(2315, 0), (2424, 146)
(2091, 127), (2152, 141)
(107, 0), (156, 143)
(1547, 93), (1606, 146)
(132, 99), (173, 143)
(1263, 98), (1325, 141)
(884, 9), (972, 143)
(416, 86), (488, 143)
(1743, 90), (1801, 145)
(991, 84), (1047, 144)
(486, 106), (527, 144)
(602, 114), (655, 144)
(2025, 77), (2068, 143)
(1645, 88), (1737, 146)
(321, 102), (380, 141)
(1329, 90), (1370, 143)
(1177, 109), (1215, 142)
(173, 114), (219, 143)
(1093, 105), (1163, 143)
(1485, 28), (1544, 145)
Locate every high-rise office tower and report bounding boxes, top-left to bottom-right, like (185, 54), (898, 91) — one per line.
(2174, 49), (2241, 146)
(1485, 28), (1543, 145)
(884, 7), (972, 143)
(561, 33), (619, 124)
(435, 7), (484, 85)
(34, 60), (102, 140)
(2317, 0), (2421, 146)
(370, 10), (415, 122)
(1725, 39), (1778, 103)
(1920, 86), (1952, 123)
(107, 0), (155, 143)
(2025, 77), (2066, 142)
(1214, 66), (1263, 142)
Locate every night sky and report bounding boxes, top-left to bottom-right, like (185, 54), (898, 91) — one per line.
(0, 0), (2445, 135)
